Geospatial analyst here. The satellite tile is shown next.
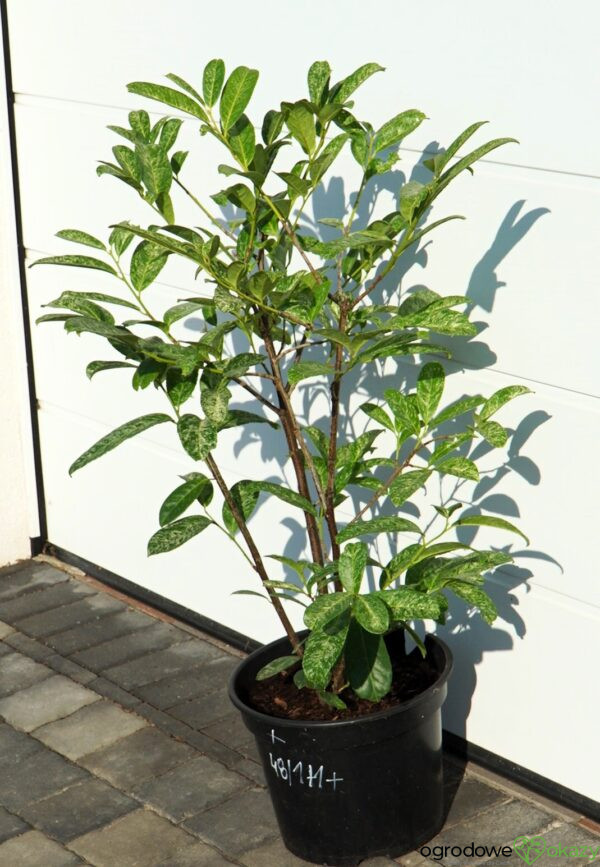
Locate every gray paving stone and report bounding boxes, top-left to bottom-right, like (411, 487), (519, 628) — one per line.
(157, 840), (237, 865)
(104, 639), (222, 690)
(0, 620), (14, 639)
(0, 829), (83, 866)
(3, 630), (55, 661)
(19, 777), (137, 843)
(69, 809), (198, 867)
(44, 653), (98, 684)
(443, 776), (509, 829)
(479, 823), (600, 867)
(16, 592), (125, 638)
(133, 655), (237, 709)
(33, 699), (147, 759)
(202, 711), (257, 755)
(168, 689), (235, 730)
(133, 755), (248, 822)
(0, 747), (89, 811)
(0, 562), (69, 602)
(0, 722), (45, 768)
(0, 580), (94, 623)
(427, 799), (555, 865)
(0, 805), (30, 843)
(46, 608), (154, 656)
(360, 859), (398, 866)
(184, 788), (279, 855)
(80, 725), (196, 790)
(0, 674), (99, 731)
(240, 837), (314, 866)
(233, 757), (266, 788)
(71, 621), (191, 672)
(86, 675), (142, 708)
(0, 642), (13, 657)
(0, 651), (52, 697)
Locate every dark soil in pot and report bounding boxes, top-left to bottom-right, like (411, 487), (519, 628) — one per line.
(229, 630), (453, 866)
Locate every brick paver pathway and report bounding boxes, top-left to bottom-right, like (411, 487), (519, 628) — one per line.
(0, 559), (597, 866)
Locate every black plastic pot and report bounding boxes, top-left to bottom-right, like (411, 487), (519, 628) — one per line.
(229, 630), (453, 866)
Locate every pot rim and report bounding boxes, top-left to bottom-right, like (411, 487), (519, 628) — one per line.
(228, 630), (453, 731)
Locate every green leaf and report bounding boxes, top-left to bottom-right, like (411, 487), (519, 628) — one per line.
(165, 73), (204, 104)
(428, 121), (488, 177)
(69, 413), (172, 475)
(203, 58), (226, 107)
(318, 690), (347, 710)
(130, 241), (169, 292)
(177, 414), (217, 460)
(302, 626), (347, 690)
(333, 62), (384, 103)
(261, 110), (284, 145)
(337, 516), (422, 544)
(309, 133), (348, 183)
(478, 419), (508, 447)
(222, 480), (261, 535)
(447, 581), (498, 624)
(286, 103), (316, 155)
(399, 180), (429, 221)
(377, 587), (447, 621)
(163, 301), (204, 327)
(127, 81), (208, 122)
(158, 118), (183, 152)
(148, 515), (212, 555)
(109, 227), (134, 256)
(304, 593), (352, 630)
(64, 316), (133, 341)
(138, 143), (172, 196)
(453, 514), (529, 545)
(307, 60), (331, 105)
(219, 410), (278, 431)
(374, 109), (425, 152)
(252, 482), (317, 517)
(389, 469), (431, 507)
(353, 594), (390, 634)
(86, 360), (134, 380)
(221, 353), (265, 379)
(159, 473), (214, 526)
(435, 137), (518, 194)
(344, 621), (392, 701)
(417, 362), (445, 422)
(58, 291), (138, 312)
(384, 390), (420, 434)
(288, 361), (334, 385)
(419, 551), (513, 589)
(339, 542), (368, 594)
(380, 544), (423, 587)
(256, 655), (300, 681)
(430, 395), (485, 427)
(201, 385), (232, 425)
(359, 402), (395, 432)
(479, 385), (532, 421)
(435, 457), (479, 481)
(31, 254), (117, 276)
(229, 114), (256, 169)
(171, 150), (188, 175)
(220, 66), (259, 132)
(56, 229), (105, 250)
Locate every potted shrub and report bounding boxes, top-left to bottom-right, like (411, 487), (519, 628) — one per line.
(35, 60), (531, 865)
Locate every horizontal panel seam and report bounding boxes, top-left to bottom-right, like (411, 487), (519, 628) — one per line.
(12, 91), (600, 182)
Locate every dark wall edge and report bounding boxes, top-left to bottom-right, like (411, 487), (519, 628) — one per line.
(0, 0), (48, 542)
(48, 543), (599, 822)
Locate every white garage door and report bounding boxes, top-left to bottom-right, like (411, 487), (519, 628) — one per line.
(7, 0), (599, 803)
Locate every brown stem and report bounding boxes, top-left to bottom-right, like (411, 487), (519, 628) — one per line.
(349, 443), (422, 526)
(231, 378), (280, 414)
(325, 303), (348, 584)
(206, 454), (302, 655)
(260, 321), (326, 571)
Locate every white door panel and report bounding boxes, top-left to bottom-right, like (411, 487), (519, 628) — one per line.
(8, 0), (600, 801)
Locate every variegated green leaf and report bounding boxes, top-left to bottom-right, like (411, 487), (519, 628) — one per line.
(435, 457), (479, 481)
(389, 470), (431, 506)
(220, 66), (259, 132)
(56, 229), (105, 250)
(453, 514), (529, 544)
(148, 515), (212, 555)
(304, 593), (352, 630)
(177, 414), (217, 460)
(353, 594), (390, 634)
(159, 473), (213, 526)
(69, 413), (172, 475)
(479, 385), (532, 421)
(31, 254), (117, 276)
(256, 655), (300, 681)
(203, 58), (226, 107)
(417, 362), (445, 422)
(302, 626), (347, 690)
(447, 581), (498, 623)
(337, 516), (421, 544)
(338, 542), (368, 594)
(344, 620), (391, 701)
